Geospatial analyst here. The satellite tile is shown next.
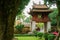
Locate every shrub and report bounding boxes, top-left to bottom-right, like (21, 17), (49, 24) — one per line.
(33, 30), (37, 34)
(33, 31), (37, 37)
(37, 32), (43, 38)
(15, 24), (24, 33)
(44, 33), (49, 40)
(44, 33), (49, 38)
(48, 34), (56, 40)
(44, 33), (56, 40)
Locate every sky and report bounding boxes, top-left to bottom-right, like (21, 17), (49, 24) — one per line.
(23, 0), (57, 18)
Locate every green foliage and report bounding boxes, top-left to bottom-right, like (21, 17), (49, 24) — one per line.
(49, 9), (58, 26)
(37, 32), (43, 38)
(14, 34), (36, 37)
(44, 33), (49, 38)
(36, 23), (44, 28)
(15, 24), (24, 32)
(17, 13), (25, 20)
(49, 9), (58, 18)
(44, 0), (56, 8)
(44, 33), (56, 40)
(0, 0), (21, 16)
(48, 34), (56, 40)
(0, 0), (30, 16)
(33, 30), (37, 34)
(17, 0), (30, 15)
(24, 16), (32, 23)
(33, 32), (56, 40)
(44, 0), (56, 5)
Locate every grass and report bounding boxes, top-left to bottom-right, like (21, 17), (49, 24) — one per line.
(15, 36), (45, 40)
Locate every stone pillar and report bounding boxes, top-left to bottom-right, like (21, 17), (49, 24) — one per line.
(31, 21), (36, 32)
(47, 21), (51, 32)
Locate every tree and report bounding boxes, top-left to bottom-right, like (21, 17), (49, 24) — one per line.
(44, 0), (56, 7)
(44, 0), (60, 40)
(0, 0), (29, 40)
(16, 13), (26, 22)
(56, 0), (60, 30)
(49, 9), (58, 26)
(24, 16), (32, 23)
(44, 0), (60, 26)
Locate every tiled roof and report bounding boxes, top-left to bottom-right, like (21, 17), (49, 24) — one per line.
(32, 9), (52, 12)
(33, 5), (48, 9)
(29, 4), (53, 14)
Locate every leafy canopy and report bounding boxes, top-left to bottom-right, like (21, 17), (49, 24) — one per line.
(17, 0), (30, 15)
(49, 9), (58, 26)
(44, 0), (56, 5)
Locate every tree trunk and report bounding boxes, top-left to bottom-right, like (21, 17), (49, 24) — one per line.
(0, 9), (17, 40)
(2, 12), (16, 40)
(56, 0), (60, 37)
(0, 0), (20, 40)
